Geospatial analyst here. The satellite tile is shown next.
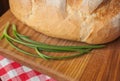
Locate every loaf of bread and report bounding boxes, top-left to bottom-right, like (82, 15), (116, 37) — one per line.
(9, 0), (120, 44)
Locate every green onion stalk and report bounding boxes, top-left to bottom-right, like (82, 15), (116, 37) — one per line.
(0, 22), (105, 60)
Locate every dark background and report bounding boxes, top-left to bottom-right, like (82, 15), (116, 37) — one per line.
(0, 0), (9, 16)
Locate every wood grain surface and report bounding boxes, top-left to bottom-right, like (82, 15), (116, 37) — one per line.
(0, 10), (120, 81)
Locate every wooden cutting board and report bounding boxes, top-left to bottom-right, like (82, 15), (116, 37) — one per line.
(0, 10), (120, 81)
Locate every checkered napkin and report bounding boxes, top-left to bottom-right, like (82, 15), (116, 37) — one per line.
(0, 55), (56, 81)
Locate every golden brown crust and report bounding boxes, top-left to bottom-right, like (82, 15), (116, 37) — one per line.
(9, 0), (120, 44)
(83, 13), (120, 44)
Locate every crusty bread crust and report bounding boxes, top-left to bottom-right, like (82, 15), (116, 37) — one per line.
(9, 0), (120, 44)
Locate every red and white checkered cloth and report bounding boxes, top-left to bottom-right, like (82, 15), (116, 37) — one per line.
(0, 55), (57, 81)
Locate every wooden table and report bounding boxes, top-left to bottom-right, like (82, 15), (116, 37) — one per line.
(0, 10), (120, 81)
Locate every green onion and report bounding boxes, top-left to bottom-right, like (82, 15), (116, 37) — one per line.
(6, 38), (39, 57)
(14, 30), (105, 49)
(35, 47), (92, 60)
(12, 24), (105, 51)
(0, 22), (105, 60)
